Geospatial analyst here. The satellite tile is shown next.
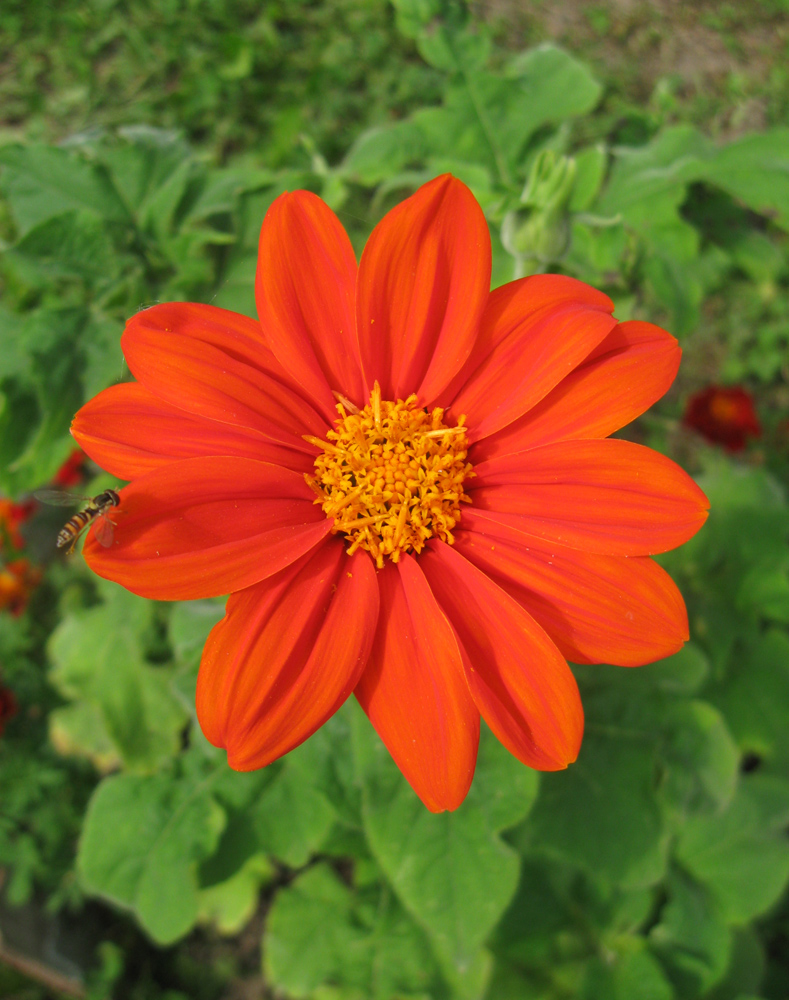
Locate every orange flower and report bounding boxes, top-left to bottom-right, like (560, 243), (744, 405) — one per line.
(71, 176), (708, 811)
(683, 385), (761, 452)
(0, 558), (42, 616)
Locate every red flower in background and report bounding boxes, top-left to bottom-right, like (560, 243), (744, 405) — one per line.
(0, 498), (35, 552)
(0, 682), (17, 736)
(53, 448), (87, 487)
(71, 175), (708, 811)
(0, 559), (41, 616)
(683, 385), (761, 452)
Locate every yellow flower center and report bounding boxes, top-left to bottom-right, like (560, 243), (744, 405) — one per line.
(305, 382), (473, 568)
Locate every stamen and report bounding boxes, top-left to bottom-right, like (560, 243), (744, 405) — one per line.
(306, 384), (473, 567)
(332, 390), (360, 414)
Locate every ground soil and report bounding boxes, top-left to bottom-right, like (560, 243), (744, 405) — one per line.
(476, 0), (789, 136)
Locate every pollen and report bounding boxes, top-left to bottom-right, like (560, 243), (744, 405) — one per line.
(305, 382), (474, 568)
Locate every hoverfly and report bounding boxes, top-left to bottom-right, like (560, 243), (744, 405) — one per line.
(33, 489), (121, 554)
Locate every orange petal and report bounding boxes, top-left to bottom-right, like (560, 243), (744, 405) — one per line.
(72, 382), (314, 481)
(357, 174), (491, 403)
(470, 439), (709, 556)
(421, 541), (583, 771)
(450, 274), (616, 443)
(255, 190), (363, 417)
(354, 556), (479, 813)
(122, 302), (327, 452)
(83, 457), (331, 600)
(197, 543), (378, 770)
(473, 320), (681, 461)
(457, 510), (689, 666)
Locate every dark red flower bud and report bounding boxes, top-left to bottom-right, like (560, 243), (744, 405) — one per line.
(53, 448), (87, 487)
(683, 385), (761, 452)
(0, 683), (17, 735)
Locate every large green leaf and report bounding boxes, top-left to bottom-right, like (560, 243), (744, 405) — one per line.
(0, 144), (130, 235)
(675, 774), (789, 924)
(265, 863), (444, 1000)
(517, 726), (667, 889)
(78, 767), (225, 944)
(710, 630), (789, 766)
(650, 868), (732, 997)
(597, 126), (709, 217)
(657, 700), (739, 822)
(580, 948), (673, 1000)
(353, 708), (518, 991)
(701, 129), (789, 232)
(48, 588), (187, 772)
(7, 210), (116, 285)
(251, 760), (336, 868)
(411, 45), (601, 187)
(0, 308), (86, 494)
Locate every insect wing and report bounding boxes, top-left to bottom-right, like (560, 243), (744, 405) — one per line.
(33, 489), (91, 507)
(93, 514), (115, 549)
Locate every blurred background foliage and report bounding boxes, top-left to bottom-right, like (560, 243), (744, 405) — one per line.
(1, 0), (789, 998)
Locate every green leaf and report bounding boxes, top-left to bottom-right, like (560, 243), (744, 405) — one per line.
(581, 948), (673, 1000)
(711, 630), (789, 764)
(390, 0), (445, 38)
(265, 863), (443, 1000)
(99, 126), (193, 225)
(463, 723), (539, 833)
(0, 144), (130, 235)
(504, 43), (603, 135)
(168, 598), (225, 669)
(48, 701), (120, 773)
(0, 308), (85, 494)
(48, 588), (187, 772)
(658, 700), (739, 820)
(82, 314), (126, 399)
(650, 868), (732, 998)
(518, 726), (666, 889)
(569, 144), (607, 212)
(213, 249), (258, 317)
(7, 210), (116, 284)
(197, 853), (272, 936)
(78, 767), (226, 944)
(341, 121), (429, 186)
(184, 165), (273, 224)
(353, 708), (518, 987)
(285, 705), (362, 827)
(675, 774), (789, 923)
(701, 129), (789, 232)
(736, 565), (789, 624)
(251, 761), (336, 868)
(597, 126), (709, 217)
(705, 927), (765, 1000)
(411, 44), (601, 187)
(416, 24), (490, 74)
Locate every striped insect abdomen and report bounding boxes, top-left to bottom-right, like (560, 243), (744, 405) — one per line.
(56, 506), (99, 549)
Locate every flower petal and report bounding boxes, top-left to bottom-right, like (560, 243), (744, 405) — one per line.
(72, 382), (314, 481)
(255, 190), (362, 417)
(421, 541), (583, 771)
(457, 510), (689, 666)
(470, 439), (709, 555)
(122, 301), (327, 452)
(83, 457), (331, 600)
(473, 320), (681, 461)
(197, 543), (378, 770)
(355, 555), (479, 813)
(450, 275), (616, 443)
(357, 174), (491, 403)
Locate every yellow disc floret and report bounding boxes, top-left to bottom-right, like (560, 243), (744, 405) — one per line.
(305, 382), (474, 568)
